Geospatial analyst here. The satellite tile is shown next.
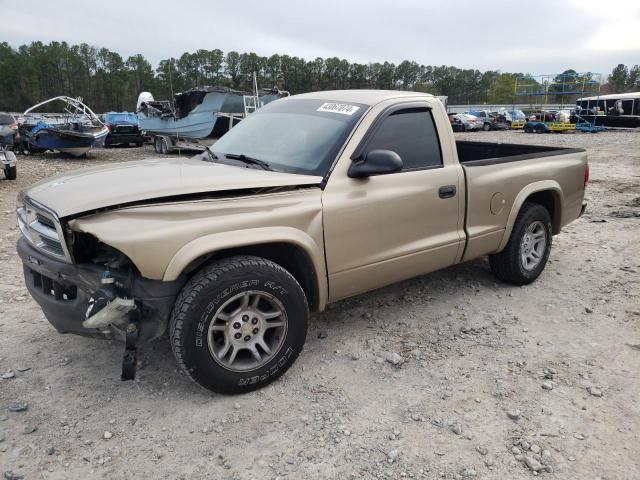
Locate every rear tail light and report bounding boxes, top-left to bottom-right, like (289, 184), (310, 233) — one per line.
(106, 123), (113, 131)
(584, 163), (589, 188)
(10, 123), (17, 130)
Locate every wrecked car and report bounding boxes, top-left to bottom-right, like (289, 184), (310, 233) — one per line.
(17, 90), (589, 394)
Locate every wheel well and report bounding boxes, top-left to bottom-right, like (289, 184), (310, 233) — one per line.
(183, 243), (320, 311)
(525, 190), (561, 234)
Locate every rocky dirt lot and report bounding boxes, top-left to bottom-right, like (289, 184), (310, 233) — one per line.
(0, 131), (639, 480)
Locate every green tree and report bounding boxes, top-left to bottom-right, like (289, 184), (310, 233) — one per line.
(608, 64), (629, 93)
(627, 65), (640, 90)
(1, 39), (608, 114)
(487, 73), (518, 103)
(225, 51), (242, 88)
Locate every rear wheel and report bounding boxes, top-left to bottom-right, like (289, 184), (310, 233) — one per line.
(153, 136), (170, 154)
(534, 124), (546, 134)
(483, 122), (491, 131)
(524, 124), (533, 133)
(169, 256), (309, 394)
(489, 202), (552, 285)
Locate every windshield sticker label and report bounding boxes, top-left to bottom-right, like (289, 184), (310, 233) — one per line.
(317, 103), (360, 115)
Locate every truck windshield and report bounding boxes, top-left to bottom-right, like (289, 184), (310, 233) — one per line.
(210, 98), (368, 176)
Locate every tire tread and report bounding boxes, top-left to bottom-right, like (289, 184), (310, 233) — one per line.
(489, 202), (551, 285)
(169, 255), (308, 392)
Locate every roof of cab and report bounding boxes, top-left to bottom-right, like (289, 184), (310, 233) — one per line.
(291, 89), (433, 106)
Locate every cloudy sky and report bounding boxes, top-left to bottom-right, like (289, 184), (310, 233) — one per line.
(2, 0), (639, 75)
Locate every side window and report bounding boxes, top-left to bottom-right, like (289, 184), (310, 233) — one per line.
(366, 107), (442, 170)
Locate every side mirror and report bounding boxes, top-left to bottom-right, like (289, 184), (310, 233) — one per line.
(348, 149), (403, 178)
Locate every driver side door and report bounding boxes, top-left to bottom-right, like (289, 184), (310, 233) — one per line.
(322, 102), (464, 301)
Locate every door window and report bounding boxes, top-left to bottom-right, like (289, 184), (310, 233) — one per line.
(366, 108), (442, 170)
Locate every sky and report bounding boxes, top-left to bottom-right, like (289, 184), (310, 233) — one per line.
(1, 0), (639, 75)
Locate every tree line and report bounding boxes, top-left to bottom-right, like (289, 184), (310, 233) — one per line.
(0, 41), (637, 113)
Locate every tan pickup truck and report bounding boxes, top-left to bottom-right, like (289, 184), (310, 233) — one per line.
(16, 90), (588, 393)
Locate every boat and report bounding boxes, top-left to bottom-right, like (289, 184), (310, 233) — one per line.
(136, 85), (287, 140)
(576, 92), (640, 128)
(19, 96), (108, 156)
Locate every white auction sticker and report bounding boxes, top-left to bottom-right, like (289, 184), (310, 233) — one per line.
(317, 103), (360, 115)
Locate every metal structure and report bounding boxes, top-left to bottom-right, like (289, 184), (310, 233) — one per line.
(23, 96), (104, 125)
(514, 72), (604, 133)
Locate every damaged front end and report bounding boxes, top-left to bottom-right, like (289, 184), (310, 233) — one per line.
(16, 194), (185, 377)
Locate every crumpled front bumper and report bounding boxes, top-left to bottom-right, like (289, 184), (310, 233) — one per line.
(17, 237), (184, 343)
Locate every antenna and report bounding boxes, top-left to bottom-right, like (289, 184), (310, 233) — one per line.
(167, 59), (179, 155)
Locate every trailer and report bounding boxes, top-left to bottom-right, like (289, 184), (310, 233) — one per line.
(523, 121), (575, 133)
(150, 112), (244, 155)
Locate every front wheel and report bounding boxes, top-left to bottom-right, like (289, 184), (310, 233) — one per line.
(483, 123), (491, 131)
(169, 256), (309, 394)
(489, 202), (552, 285)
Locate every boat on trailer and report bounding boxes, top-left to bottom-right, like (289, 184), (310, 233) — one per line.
(19, 96), (108, 156)
(136, 85), (287, 141)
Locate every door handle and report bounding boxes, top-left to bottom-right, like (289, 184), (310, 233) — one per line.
(438, 185), (456, 199)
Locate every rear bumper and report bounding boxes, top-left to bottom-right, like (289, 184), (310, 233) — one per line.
(17, 237), (184, 343)
(1, 154), (15, 168)
(105, 132), (143, 145)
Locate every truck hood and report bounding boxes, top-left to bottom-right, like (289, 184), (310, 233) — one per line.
(24, 157), (323, 218)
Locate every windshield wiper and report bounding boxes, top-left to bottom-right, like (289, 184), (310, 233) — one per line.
(224, 153), (272, 171)
(203, 146), (218, 162)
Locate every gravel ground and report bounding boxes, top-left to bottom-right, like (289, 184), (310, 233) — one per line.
(0, 131), (639, 480)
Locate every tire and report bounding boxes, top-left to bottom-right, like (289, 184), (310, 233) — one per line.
(153, 136), (163, 154)
(489, 202), (552, 285)
(160, 137), (169, 154)
(169, 256), (309, 394)
(4, 164), (17, 180)
(524, 125), (533, 133)
(535, 125), (546, 134)
(483, 122), (491, 131)
(3, 151), (17, 180)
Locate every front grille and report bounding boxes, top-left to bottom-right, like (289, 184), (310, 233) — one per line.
(17, 198), (71, 262)
(40, 236), (65, 256)
(35, 213), (55, 229)
(30, 269), (77, 301)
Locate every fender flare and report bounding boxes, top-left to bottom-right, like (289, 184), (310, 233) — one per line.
(497, 181), (563, 251)
(162, 226), (328, 309)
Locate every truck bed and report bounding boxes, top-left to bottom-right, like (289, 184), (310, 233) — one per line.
(456, 140), (588, 262)
(456, 140), (583, 166)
